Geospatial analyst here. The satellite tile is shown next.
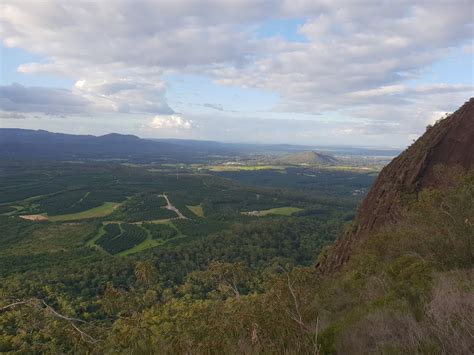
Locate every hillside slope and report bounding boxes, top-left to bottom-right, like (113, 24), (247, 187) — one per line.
(318, 98), (474, 273)
(278, 151), (339, 165)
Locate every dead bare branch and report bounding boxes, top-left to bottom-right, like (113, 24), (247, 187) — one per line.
(278, 266), (310, 333)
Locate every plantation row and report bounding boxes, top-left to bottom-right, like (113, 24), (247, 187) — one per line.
(96, 223), (147, 254)
(0, 182), (62, 204)
(0, 206), (16, 214)
(38, 189), (128, 215)
(113, 194), (177, 222)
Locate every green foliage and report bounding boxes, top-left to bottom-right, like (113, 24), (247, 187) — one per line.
(0, 216), (37, 249)
(0, 206), (16, 214)
(141, 223), (177, 240)
(113, 194), (176, 222)
(38, 189), (127, 215)
(98, 167), (473, 353)
(48, 202), (119, 221)
(3, 161), (470, 353)
(97, 223), (121, 245)
(96, 223), (147, 254)
(171, 217), (229, 237)
(180, 261), (253, 300)
(145, 218), (339, 288)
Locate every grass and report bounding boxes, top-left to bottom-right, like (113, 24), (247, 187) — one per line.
(48, 202), (120, 222)
(186, 204), (205, 217)
(94, 220), (179, 256)
(0, 192), (55, 210)
(117, 237), (162, 256)
(0, 205), (23, 215)
(205, 165), (286, 172)
(117, 221), (179, 256)
(242, 207), (303, 217)
(320, 165), (380, 173)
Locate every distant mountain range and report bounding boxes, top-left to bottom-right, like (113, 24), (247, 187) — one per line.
(0, 128), (401, 162)
(0, 129), (194, 162)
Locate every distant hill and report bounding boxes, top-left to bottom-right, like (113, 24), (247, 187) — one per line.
(0, 129), (194, 162)
(277, 151), (339, 165)
(0, 128), (399, 162)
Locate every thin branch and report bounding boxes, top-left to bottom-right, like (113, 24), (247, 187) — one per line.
(313, 316), (320, 355)
(1, 298), (98, 343)
(439, 203), (457, 225)
(71, 323), (99, 343)
(0, 299), (33, 312)
(42, 300), (86, 323)
(279, 266), (310, 332)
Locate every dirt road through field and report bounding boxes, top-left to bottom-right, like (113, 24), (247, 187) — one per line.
(160, 194), (187, 219)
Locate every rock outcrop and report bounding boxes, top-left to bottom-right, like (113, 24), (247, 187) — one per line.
(318, 98), (474, 273)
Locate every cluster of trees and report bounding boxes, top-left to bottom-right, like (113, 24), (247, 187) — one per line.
(171, 218), (229, 238)
(213, 167), (376, 197)
(38, 189), (127, 215)
(142, 217), (341, 287)
(112, 194), (177, 222)
(0, 159), (414, 353)
(142, 223), (177, 240)
(0, 206), (15, 214)
(0, 167), (471, 353)
(0, 160), (365, 228)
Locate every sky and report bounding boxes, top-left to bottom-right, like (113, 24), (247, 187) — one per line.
(0, 1), (473, 148)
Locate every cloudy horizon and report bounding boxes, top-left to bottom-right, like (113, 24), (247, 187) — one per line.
(1, 1), (473, 148)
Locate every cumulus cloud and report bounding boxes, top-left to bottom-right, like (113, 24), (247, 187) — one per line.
(74, 79), (173, 114)
(214, 2), (473, 113)
(150, 114), (193, 130)
(0, 112), (27, 119)
(0, 83), (91, 115)
(140, 113), (416, 147)
(0, 0), (472, 144)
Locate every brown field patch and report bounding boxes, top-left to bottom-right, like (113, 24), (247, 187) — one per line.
(20, 214), (49, 221)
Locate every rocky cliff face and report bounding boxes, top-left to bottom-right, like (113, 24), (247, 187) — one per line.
(318, 98), (474, 273)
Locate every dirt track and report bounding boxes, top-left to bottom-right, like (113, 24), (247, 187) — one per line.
(160, 194), (187, 219)
(20, 214), (48, 221)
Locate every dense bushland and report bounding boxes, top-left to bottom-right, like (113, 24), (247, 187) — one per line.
(2, 163), (470, 353)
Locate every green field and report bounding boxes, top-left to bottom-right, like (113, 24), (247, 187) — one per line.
(116, 237), (162, 256)
(0, 160), (370, 258)
(186, 204), (205, 217)
(205, 165), (286, 172)
(0, 158), (383, 353)
(117, 221), (180, 256)
(48, 202), (120, 221)
(242, 206), (303, 216)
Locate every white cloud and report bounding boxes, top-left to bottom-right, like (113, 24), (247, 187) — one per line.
(0, 0), (472, 145)
(150, 114), (193, 130)
(213, 2), (473, 112)
(0, 112), (27, 119)
(72, 78), (173, 115)
(0, 83), (91, 115)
